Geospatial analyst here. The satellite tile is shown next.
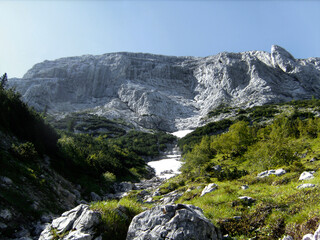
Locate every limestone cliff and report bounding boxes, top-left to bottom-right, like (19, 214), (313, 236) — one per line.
(8, 45), (320, 131)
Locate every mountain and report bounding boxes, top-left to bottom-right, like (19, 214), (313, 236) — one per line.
(8, 45), (320, 131)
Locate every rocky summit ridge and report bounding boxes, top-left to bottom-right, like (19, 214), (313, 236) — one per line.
(8, 45), (320, 131)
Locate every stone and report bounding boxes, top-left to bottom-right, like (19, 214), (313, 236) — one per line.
(8, 46), (320, 131)
(0, 209), (12, 220)
(63, 230), (92, 240)
(238, 196), (256, 205)
(126, 204), (222, 240)
(257, 169), (286, 178)
(310, 157), (318, 162)
(0, 222), (7, 229)
(0, 176), (13, 185)
(297, 183), (316, 189)
(241, 185), (249, 190)
(90, 192), (101, 202)
(39, 204), (101, 240)
(201, 183), (218, 197)
(213, 165), (222, 171)
(160, 190), (183, 204)
(152, 188), (161, 197)
(114, 182), (133, 193)
(302, 234), (314, 240)
(38, 224), (53, 240)
(51, 204), (88, 233)
(281, 236), (293, 240)
(299, 171), (315, 181)
(72, 208), (100, 231)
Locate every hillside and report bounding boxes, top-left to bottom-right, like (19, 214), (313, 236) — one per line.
(0, 77), (176, 239)
(8, 45), (320, 132)
(72, 98), (320, 240)
(2, 45), (320, 240)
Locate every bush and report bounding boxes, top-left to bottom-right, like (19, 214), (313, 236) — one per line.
(11, 142), (38, 162)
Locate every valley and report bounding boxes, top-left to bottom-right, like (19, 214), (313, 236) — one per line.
(1, 46), (320, 240)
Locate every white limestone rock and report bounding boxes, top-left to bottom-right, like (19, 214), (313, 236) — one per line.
(126, 204), (222, 240)
(39, 204), (101, 240)
(201, 183), (219, 197)
(8, 46), (320, 131)
(257, 169), (286, 178)
(299, 171), (315, 181)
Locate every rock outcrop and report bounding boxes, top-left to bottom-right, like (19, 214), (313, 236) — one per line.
(126, 204), (222, 240)
(8, 45), (320, 131)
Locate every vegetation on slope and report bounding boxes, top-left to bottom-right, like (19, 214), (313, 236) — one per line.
(161, 99), (320, 239)
(0, 73), (176, 238)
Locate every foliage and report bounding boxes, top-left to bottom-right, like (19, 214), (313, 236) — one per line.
(10, 142), (38, 162)
(112, 130), (176, 157)
(91, 198), (149, 240)
(49, 113), (128, 137)
(0, 83), (59, 155)
(178, 119), (233, 153)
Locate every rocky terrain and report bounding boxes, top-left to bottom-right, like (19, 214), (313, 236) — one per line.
(8, 45), (320, 131)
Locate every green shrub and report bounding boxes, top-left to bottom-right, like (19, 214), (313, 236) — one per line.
(11, 142), (38, 162)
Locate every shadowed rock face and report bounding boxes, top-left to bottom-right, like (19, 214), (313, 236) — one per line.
(8, 46), (320, 131)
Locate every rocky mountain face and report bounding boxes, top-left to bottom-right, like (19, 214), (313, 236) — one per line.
(8, 45), (320, 131)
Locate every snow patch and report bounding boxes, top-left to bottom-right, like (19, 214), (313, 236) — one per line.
(171, 130), (193, 138)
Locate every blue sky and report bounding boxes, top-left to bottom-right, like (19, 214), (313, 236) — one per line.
(1, 0), (320, 78)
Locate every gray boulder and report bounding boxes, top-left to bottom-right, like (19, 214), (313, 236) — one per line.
(299, 171), (315, 181)
(201, 183), (218, 197)
(126, 204), (222, 240)
(39, 204), (101, 240)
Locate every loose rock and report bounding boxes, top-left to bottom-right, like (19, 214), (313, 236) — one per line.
(257, 169), (286, 178)
(201, 183), (218, 197)
(297, 183), (316, 189)
(299, 171), (315, 181)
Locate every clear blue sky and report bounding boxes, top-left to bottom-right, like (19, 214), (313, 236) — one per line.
(1, 0), (320, 78)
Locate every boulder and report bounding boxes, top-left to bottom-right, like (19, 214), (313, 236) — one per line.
(0, 209), (12, 220)
(114, 182), (133, 193)
(126, 204), (222, 240)
(299, 171), (315, 181)
(257, 169), (286, 178)
(0, 176), (13, 185)
(51, 204), (88, 234)
(238, 196), (256, 205)
(39, 204), (101, 240)
(201, 183), (218, 197)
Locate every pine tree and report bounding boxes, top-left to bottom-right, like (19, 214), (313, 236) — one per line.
(0, 73), (7, 88)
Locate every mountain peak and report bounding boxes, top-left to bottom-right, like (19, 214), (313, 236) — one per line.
(9, 46), (320, 131)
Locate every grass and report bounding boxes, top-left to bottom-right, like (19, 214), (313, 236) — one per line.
(154, 168), (320, 239)
(90, 197), (151, 240)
